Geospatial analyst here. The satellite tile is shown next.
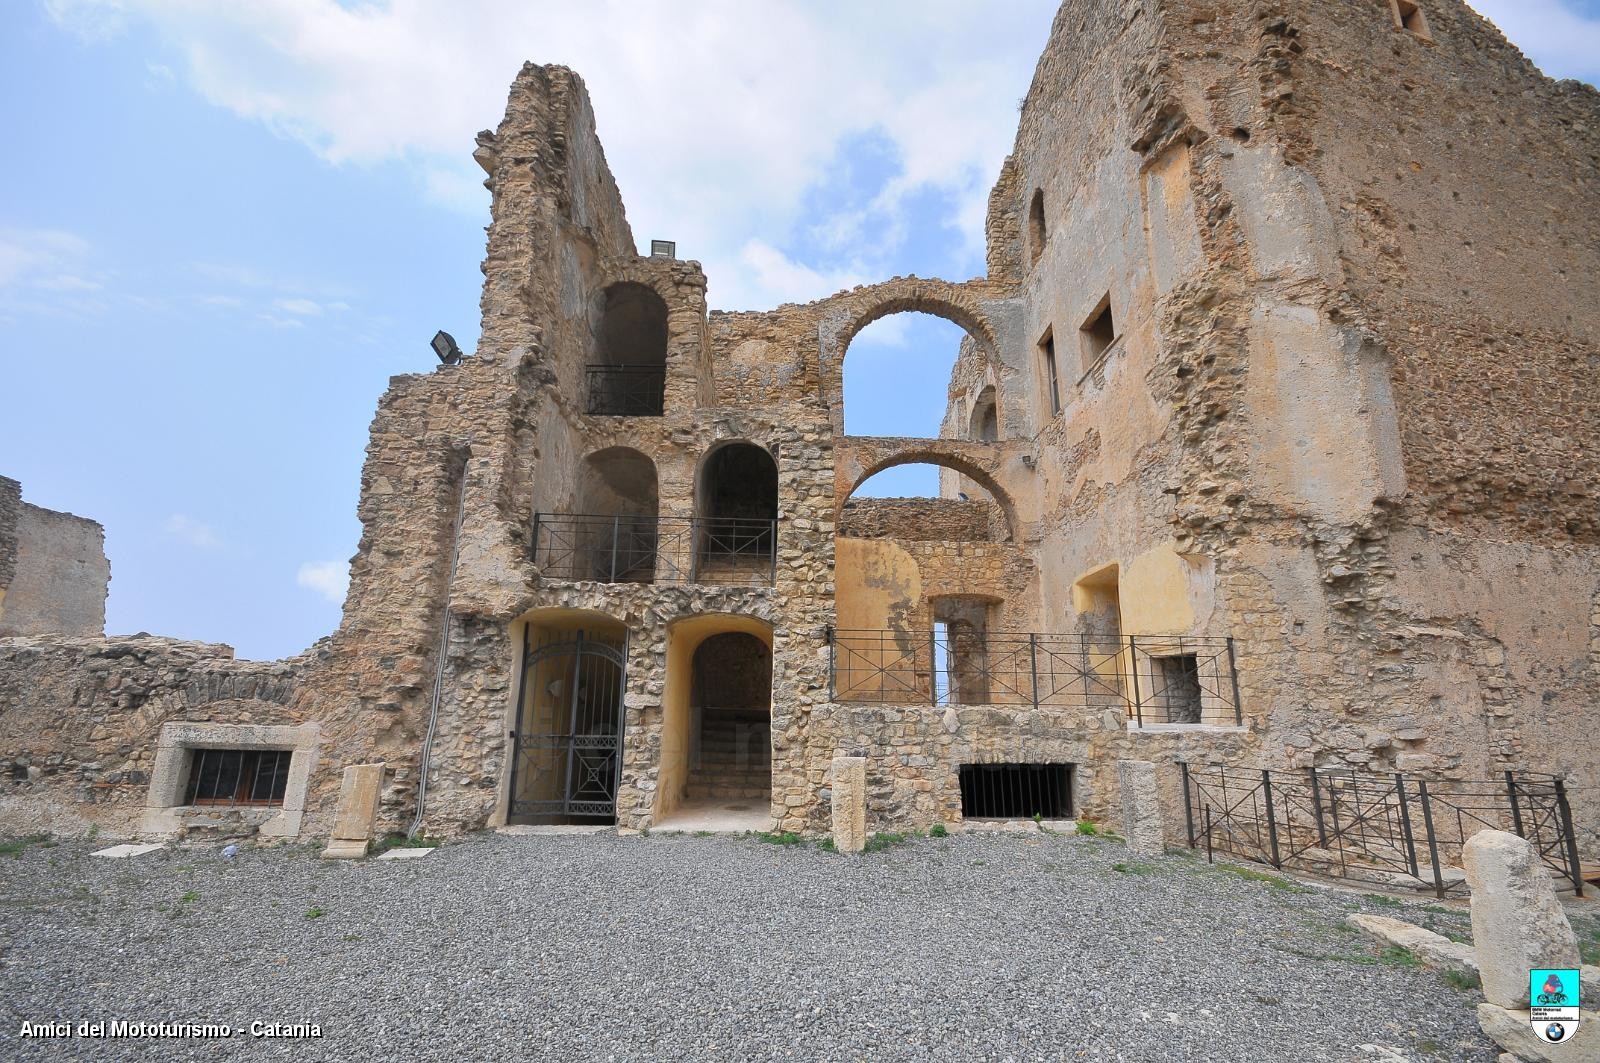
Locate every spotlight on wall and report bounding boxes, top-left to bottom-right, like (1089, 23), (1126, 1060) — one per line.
(431, 330), (464, 366)
(650, 239), (676, 259)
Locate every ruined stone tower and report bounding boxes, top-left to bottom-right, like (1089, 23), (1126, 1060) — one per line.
(2, 0), (1596, 867)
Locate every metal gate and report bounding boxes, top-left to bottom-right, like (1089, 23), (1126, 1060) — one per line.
(507, 627), (627, 822)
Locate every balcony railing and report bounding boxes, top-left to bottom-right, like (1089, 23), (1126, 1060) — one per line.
(828, 629), (1242, 725)
(532, 513), (776, 586)
(585, 364), (665, 416)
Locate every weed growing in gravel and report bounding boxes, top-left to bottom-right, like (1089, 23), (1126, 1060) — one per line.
(1216, 863), (1303, 891)
(1075, 820), (1098, 837)
(817, 838), (837, 852)
(1363, 892), (1405, 909)
(341, 933), (361, 943)
(0, 833), (51, 857)
(1442, 969), (1481, 992)
(929, 824), (949, 838)
(1112, 862), (1155, 875)
(864, 831), (916, 853)
(757, 831), (804, 846)
(1378, 946), (1421, 968)
(305, 907), (326, 920)
(694, 831), (712, 838)
(180, 890), (199, 904)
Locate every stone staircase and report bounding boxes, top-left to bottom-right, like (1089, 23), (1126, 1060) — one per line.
(688, 709), (771, 803)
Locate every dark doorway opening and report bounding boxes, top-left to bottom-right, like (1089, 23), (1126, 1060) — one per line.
(687, 632), (772, 806)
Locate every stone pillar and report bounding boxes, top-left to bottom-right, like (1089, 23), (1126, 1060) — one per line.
(1465, 830), (1592, 1062)
(831, 755), (866, 854)
(321, 764), (386, 859)
(1465, 829), (1580, 1008)
(1118, 759), (1165, 857)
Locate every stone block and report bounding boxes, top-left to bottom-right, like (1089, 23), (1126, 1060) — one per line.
(1345, 914), (1477, 977)
(1118, 759), (1164, 857)
(321, 763), (386, 860)
(1464, 830), (1580, 1009)
(831, 755), (867, 854)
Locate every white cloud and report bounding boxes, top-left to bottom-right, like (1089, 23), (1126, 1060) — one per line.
(0, 228), (94, 289)
(164, 513), (222, 551)
(1467, 1), (1600, 83)
(275, 297), (324, 316)
(45, 0), (1059, 309)
(296, 560), (347, 604)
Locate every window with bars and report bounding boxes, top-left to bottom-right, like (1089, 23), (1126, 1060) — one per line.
(183, 748), (293, 807)
(959, 763), (1073, 819)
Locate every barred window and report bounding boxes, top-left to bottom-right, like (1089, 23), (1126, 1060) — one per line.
(184, 749), (292, 807)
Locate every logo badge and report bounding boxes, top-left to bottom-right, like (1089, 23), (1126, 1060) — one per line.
(1530, 969), (1581, 1044)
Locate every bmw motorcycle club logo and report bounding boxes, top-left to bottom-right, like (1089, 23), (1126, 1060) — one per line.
(1529, 968), (1581, 1044)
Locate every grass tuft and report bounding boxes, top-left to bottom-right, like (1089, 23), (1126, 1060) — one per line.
(0, 833), (51, 857)
(304, 906), (326, 920)
(1442, 968), (1481, 992)
(864, 831), (916, 853)
(1363, 892), (1405, 909)
(1075, 820), (1099, 837)
(756, 830), (804, 846)
(1217, 863), (1302, 891)
(929, 824), (949, 839)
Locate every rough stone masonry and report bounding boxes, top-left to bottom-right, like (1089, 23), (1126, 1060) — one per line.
(0, 0), (1596, 863)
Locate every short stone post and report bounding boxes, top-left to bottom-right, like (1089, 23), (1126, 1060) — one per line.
(321, 764), (386, 859)
(831, 755), (867, 854)
(1118, 759), (1165, 857)
(1464, 829), (1591, 1061)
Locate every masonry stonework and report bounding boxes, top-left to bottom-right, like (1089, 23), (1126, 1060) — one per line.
(1, 1), (1595, 859)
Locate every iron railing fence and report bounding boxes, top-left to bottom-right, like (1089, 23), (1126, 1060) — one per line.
(827, 628), (1242, 725)
(532, 513), (777, 586)
(1181, 763), (1585, 899)
(585, 364), (665, 416)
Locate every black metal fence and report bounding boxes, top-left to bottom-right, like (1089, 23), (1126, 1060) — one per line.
(1181, 763), (1586, 898)
(585, 364), (665, 416)
(828, 628), (1242, 724)
(532, 513), (776, 586)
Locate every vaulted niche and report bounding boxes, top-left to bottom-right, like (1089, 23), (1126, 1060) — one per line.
(695, 442), (778, 580)
(587, 282), (668, 416)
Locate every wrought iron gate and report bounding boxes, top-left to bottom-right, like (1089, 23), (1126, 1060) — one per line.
(507, 627), (626, 822)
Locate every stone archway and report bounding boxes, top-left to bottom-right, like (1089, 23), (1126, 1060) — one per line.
(816, 277), (1003, 434)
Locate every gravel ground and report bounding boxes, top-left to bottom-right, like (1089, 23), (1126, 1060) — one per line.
(0, 829), (1508, 1062)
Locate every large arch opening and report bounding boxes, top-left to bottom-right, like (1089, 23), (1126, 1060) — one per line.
(537, 447), (660, 583)
(588, 282), (668, 416)
(694, 441), (778, 582)
(657, 614), (774, 831)
(506, 609), (629, 826)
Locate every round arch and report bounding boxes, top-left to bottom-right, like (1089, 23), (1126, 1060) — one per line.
(845, 452), (1018, 542)
(818, 278), (1002, 434)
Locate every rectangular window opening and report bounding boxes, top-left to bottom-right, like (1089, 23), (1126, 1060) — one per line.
(959, 763), (1073, 819)
(1079, 296), (1117, 374)
(1392, 0), (1431, 38)
(1155, 654), (1204, 724)
(1040, 329), (1060, 417)
(184, 748), (292, 808)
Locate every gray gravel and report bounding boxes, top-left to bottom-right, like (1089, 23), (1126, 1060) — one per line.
(0, 829), (1499, 1062)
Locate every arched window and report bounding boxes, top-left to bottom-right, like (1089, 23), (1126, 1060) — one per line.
(588, 282), (668, 415)
(534, 447), (659, 583)
(695, 442), (778, 580)
(1028, 188), (1047, 266)
(970, 386), (1000, 443)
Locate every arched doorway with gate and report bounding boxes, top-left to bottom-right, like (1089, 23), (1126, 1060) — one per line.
(506, 611), (629, 824)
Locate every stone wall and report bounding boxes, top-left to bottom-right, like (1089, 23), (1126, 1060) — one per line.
(838, 497), (997, 543)
(0, 477), (109, 638)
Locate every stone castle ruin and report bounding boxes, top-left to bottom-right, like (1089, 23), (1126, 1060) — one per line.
(2, 0), (1597, 865)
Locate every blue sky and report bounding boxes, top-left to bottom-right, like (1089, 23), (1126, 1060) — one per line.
(3, 1), (1596, 660)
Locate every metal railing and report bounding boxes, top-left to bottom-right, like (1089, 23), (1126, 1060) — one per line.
(532, 513), (776, 586)
(585, 364), (665, 416)
(827, 629), (1242, 725)
(1181, 763), (1586, 898)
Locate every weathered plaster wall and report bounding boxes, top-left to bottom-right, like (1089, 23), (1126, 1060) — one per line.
(0, 479), (110, 638)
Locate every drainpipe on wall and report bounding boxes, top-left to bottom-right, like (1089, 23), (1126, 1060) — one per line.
(407, 457), (471, 838)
